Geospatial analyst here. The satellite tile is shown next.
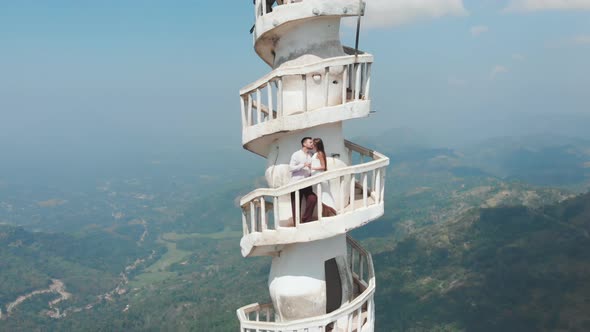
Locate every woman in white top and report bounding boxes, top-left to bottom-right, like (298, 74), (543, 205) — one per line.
(311, 138), (337, 217)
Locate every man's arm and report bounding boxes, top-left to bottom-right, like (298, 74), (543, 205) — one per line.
(289, 151), (306, 173)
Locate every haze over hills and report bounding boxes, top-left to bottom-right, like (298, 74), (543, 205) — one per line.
(462, 134), (590, 189)
(1, 130), (589, 330)
(354, 128), (590, 191)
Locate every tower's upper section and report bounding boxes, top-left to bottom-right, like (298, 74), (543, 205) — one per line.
(252, 0), (365, 67)
(242, 1), (372, 157)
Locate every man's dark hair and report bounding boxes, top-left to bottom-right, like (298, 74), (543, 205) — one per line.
(301, 137), (312, 146)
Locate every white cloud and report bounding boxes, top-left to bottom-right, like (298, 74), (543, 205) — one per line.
(512, 53), (526, 60)
(471, 25), (489, 37)
(573, 34), (590, 45)
(360, 0), (469, 28)
(546, 34), (590, 48)
(505, 0), (590, 12)
(490, 65), (509, 79)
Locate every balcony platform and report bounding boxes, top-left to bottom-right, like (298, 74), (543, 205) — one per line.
(240, 52), (373, 157)
(239, 141), (388, 257)
(241, 195), (383, 257)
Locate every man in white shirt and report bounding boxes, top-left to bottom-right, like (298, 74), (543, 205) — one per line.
(290, 137), (317, 223)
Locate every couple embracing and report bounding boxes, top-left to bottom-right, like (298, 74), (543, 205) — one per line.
(289, 137), (337, 224)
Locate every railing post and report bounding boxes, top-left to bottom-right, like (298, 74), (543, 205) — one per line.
(254, 0), (259, 20)
(349, 242), (354, 270)
(324, 67), (329, 107)
(355, 245), (359, 273)
(349, 63), (354, 100)
(317, 183), (323, 221)
(375, 169), (381, 203)
(247, 94), (253, 126)
(370, 297), (375, 326)
(342, 65), (348, 104)
(267, 83), (274, 119)
(359, 255), (364, 282)
(273, 196), (279, 229)
(355, 63), (362, 100)
(350, 246), (358, 276)
(302, 74), (308, 112)
(356, 306), (362, 332)
(240, 96), (247, 128)
(256, 88), (262, 124)
(347, 311), (353, 332)
(260, 197), (267, 231)
(277, 78), (283, 118)
(365, 63), (372, 99)
(242, 210), (248, 236)
(339, 176), (345, 213)
(250, 201), (256, 232)
(350, 174), (356, 212)
(362, 172), (368, 208)
(295, 190), (301, 227)
(371, 169), (376, 194)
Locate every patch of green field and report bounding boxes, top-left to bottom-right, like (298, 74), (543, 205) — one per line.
(129, 238), (192, 287)
(129, 271), (176, 287)
(145, 241), (191, 273)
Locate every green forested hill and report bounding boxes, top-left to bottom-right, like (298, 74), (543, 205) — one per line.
(0, 224), (156, 325)
(373, 193), (590, 331)
(4, 191), (588, 331)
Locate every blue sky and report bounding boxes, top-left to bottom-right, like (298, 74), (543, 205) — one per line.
(0, 0), (589, 162)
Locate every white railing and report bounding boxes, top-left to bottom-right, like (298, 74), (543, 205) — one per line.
(237, 236), (375, 331)
(254, 0), (362, 21)
(239, 53), (372, 130)
(254, 0), (304, 21)
(240, 141), (387, 235)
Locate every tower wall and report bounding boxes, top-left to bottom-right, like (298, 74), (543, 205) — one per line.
(268, 234), (351, 320)
(273, 17), (345, 67)
(236, 1), (385, 330)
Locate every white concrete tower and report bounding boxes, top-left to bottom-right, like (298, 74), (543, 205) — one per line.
(237, 1), (389, 331)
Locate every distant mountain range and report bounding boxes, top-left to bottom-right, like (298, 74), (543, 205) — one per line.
(463, 134), (590, 188)
(355, 128), (590, 191)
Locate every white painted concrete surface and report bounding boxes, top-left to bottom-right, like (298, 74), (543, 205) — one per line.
(238, 1), (382, 331)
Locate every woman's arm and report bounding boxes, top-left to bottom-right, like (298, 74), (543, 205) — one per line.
(312, 152), (327, 171)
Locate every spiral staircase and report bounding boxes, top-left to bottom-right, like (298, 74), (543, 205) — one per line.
(237, 1), (389, 331)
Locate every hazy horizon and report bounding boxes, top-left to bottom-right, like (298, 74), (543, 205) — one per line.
(1, 1), (589, 177)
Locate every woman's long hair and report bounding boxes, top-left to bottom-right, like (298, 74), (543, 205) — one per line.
(313, 138), (327, 171)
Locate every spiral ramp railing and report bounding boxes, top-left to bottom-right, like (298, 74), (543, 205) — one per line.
(240, 48), (373, 157)
(237, 236), (375, 332)
(240, 140), (387, 257)
(237, 1), (385, 331)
